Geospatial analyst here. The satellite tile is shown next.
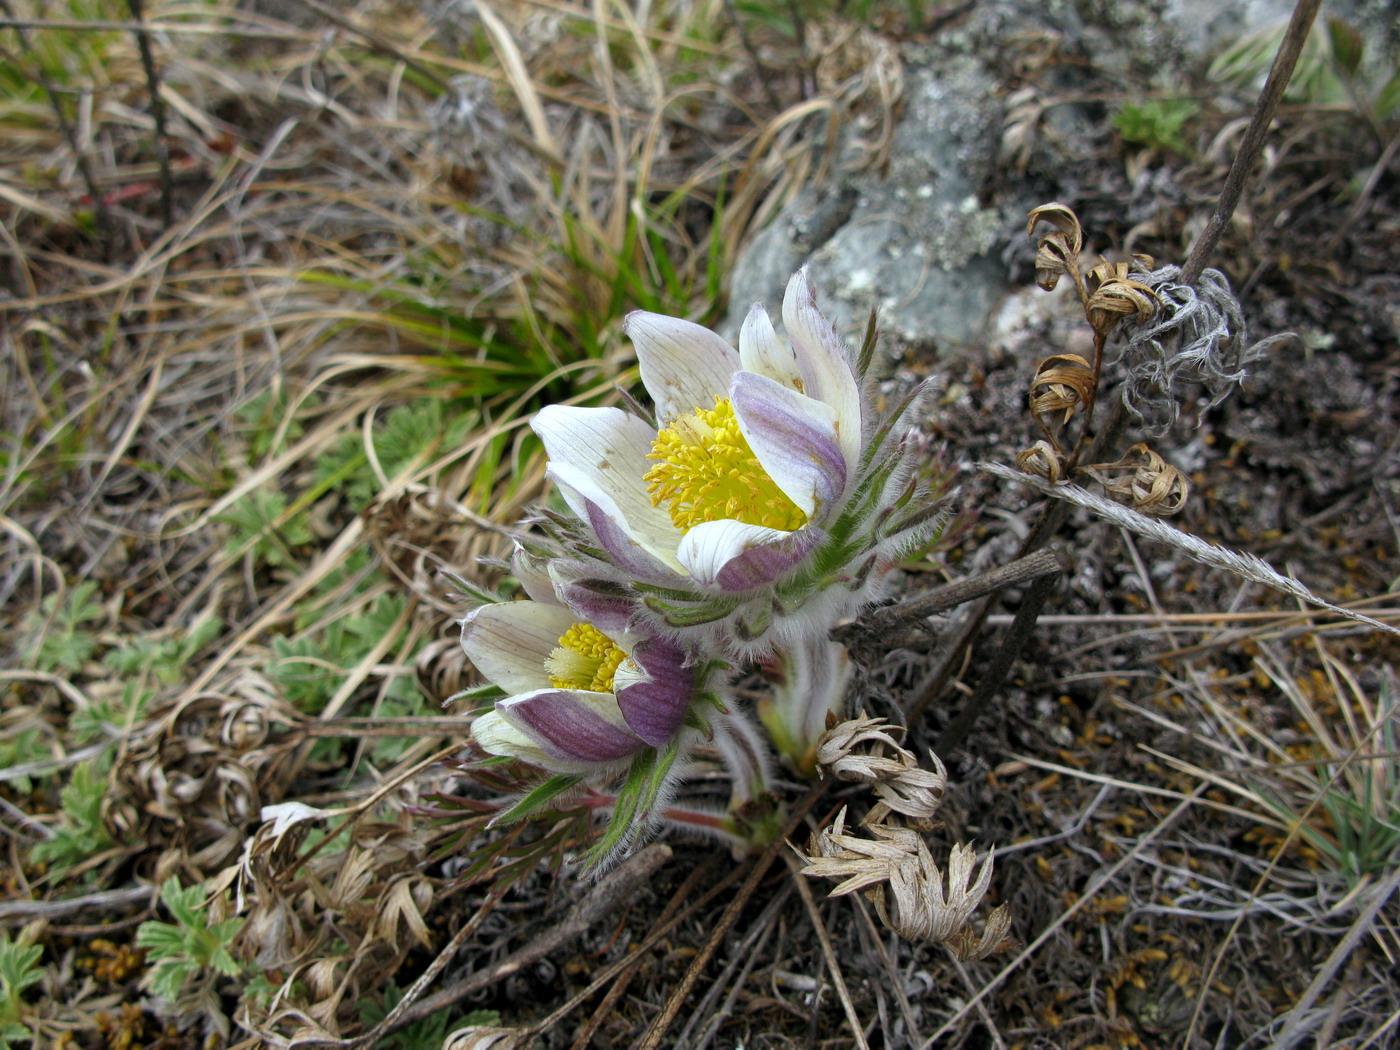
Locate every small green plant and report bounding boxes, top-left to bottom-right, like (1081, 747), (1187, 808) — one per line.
(0, 726), (49, 795)
(358, 986), (499, 1050)
(0, 931), (43, 1050)
(235, 387), (307, 463)
(103, 612), (223, 686)
(1211, 15), (1400, 132)
(68, 681), (152, 745)
(314, 399), (476, 511)
(135, 880), (245, 1002)
(1112, 98), (1200, 155)
(24, 581), (105, 673)
(30, 762), (114, 876)
(215, 488), (313, 568)
(270, 593), (409, 716)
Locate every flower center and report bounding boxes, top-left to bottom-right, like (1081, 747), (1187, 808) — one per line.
(643, 397), (808, 533)
(545, 622), (627, 693)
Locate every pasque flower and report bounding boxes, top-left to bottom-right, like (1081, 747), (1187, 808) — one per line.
(461, 553), (698, 774)
(458, 549), (783, 860)
(532, 268), (947, 655)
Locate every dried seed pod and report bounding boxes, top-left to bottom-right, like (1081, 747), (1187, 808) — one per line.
(416, 636), (474, 704)
(1086, 260), (1159, 336)
(1085, 443), (1190, 516)
(1030, 353), (1095, 431)
(1026, 202), (1084, 292)
(945, 903), (1014, 960)
(1016, 440), (1066, 484)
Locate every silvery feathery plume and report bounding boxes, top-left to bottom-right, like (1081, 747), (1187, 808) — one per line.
(1116, 263), (1292, 433)
(755, 634), (855, 776)
(529, 268), (951, 658)
(796, 807), (1010, 959)
(983, 462), (1400, 638)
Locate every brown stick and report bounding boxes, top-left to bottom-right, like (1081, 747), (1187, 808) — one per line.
(833, 548), (1067, 650)
(382, 845), (674, 1039)
(1180, 0), (1323, 284)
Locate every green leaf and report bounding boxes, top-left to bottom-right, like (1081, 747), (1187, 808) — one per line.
(493, 774), (584, 824)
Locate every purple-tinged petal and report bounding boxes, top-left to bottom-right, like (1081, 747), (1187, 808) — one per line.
(547, 567), (639, 636)
(460, 602), (577, 692)
(579, 493), (678, 583)
(497, 689), (645, 764)
(613, 636), (694, 746)
(739, 303), (802, 390)
(781, 269), (863, 474)
(731, 370), (846, 518)
(624, 311), (740, 425)
(677, 519), (824, 592)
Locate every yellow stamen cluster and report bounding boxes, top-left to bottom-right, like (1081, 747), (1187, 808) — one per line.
(545, 622), (627, 693)
(644, 397), (807, 533)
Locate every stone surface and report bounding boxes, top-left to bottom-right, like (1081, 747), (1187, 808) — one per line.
(726, 53), (1010, 367)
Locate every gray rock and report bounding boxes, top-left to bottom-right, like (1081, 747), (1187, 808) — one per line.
(726, 54), (1010, 368)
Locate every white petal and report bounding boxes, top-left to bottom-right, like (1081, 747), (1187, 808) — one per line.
(472, 710), (556, 767)
(781, 269), (863, 475)
(624, 311), (739, 425)
(549, 462), (684, 573)
(739, 303), (803, 390)
(675, 518), (796, 587)
(533, 405), (684, 569)
(459, 601), (577, 693)
(731, 370), (846, 518)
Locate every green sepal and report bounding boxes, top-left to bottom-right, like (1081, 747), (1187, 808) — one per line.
(493, 773), (585, 825)
(448, 682), (508, 707)
(855, 305), (880, 381)
(586, 740), (680, 867)
(643, 594), (735, 626)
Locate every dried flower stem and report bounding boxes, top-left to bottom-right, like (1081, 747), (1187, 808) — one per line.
(1180, 0), (1323, 285)
(930, 569), (1060, 751)
(835, 548), (1066, 648)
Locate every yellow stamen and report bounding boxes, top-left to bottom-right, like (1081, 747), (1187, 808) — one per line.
(545, 622), (627, 693)
(644, 397), (807, 533)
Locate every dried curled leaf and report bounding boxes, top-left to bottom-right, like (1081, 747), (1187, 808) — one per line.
(1030, 353), (1095, 431)
(1016, 440), (1067, 484)
(1026, 202), (1084, 292)
(796, 808), (1007, 946)
(416, 637), (473, 704)
(945, 902), (1014, 961)
(815, 714), (947, 821)
(1086, 259), (1160, 336)
(1083, 443), (1190, 516)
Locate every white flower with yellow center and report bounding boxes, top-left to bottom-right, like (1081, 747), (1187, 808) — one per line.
(462, 583), (696, 775)
(532, 268), (947, 654)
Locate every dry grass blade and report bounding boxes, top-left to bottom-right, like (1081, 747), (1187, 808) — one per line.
(984, 462), (1400, 636)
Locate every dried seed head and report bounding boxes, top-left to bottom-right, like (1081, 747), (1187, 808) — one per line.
(1026, 203), (1084, 292)
(815, 714), (947, 820)
(1085, 443), (1190, 516)
(1116, 264), (1292, 432)
(945, 902), (1014, 960)
(1016, 440), (1067, 484)
(795, 812), (1008, 948)
(1030, 354), (1095, 431)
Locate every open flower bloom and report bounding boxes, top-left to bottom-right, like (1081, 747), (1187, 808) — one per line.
(461, 561), (697, 775)
(533, 269), (947, 654)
